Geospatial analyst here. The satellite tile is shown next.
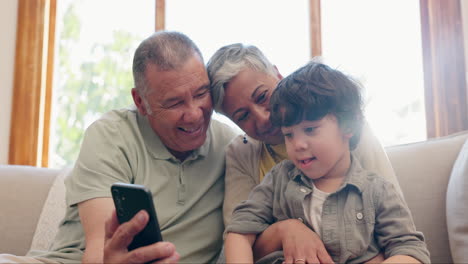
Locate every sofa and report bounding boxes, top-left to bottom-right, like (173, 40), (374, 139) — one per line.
(0, 130), (467, 263)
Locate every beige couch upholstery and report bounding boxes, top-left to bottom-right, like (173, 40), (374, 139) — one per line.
(0, 131), (467, 263)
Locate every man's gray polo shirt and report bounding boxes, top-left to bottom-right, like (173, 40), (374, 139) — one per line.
(28, 107), (238, 263)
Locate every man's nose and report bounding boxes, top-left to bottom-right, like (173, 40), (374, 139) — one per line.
(183, 101), (204, 122)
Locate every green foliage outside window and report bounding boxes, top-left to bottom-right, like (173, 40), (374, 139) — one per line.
(51, 2), (139, 168)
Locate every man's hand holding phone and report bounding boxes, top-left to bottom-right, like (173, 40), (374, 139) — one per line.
(106, 183), (179, 263)
(104, 209), (180, 263)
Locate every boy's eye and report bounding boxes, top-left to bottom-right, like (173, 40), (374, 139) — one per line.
(283, 132), (293, 139)
(304, 127), (316, 134)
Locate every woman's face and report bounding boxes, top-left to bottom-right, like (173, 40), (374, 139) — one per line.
(221, 68), (284, 144)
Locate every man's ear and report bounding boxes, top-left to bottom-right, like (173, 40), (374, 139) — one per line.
(131, 88), (148, 116)
(273, 65), (283, 80)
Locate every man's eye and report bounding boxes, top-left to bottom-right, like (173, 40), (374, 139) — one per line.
(283, 132), (293, 139)
(195, 90), (209, 98)
(167, 101), (182, 108)
(255, 91), (268, 104)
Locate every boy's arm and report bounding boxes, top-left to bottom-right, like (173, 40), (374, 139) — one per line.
(225, 232), (256, 264)
(374, 180), (430, 263)
(225, 165), (281, 262)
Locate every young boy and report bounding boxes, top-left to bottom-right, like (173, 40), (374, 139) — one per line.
(224, 62), (430, 264)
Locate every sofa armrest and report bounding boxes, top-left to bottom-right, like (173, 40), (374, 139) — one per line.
(386, 130), (468, 264)
(0, 165), (59, 255)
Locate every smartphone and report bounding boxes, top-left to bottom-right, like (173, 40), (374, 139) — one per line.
(111, 182), (163, 251)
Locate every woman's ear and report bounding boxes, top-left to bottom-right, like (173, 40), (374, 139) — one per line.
(344, 132), (353, 139)
(341, 124), (354, 139)
(273, 65), (283, 80)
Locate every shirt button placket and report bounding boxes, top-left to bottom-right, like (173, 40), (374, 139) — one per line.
(177, 163), (186, 205)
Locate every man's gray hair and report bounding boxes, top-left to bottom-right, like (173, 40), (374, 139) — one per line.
(132, 31), (203, 98)
(206, 43), (277, 113)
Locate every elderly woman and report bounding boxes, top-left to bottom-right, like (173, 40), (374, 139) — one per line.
(207, 44), (402, 263)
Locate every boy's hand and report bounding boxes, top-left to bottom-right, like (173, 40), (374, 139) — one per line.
(279, 219), (333, 264)
(254, 219), (334, 264)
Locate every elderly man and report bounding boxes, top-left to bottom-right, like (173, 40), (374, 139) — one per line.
(0, 31), (238, 263)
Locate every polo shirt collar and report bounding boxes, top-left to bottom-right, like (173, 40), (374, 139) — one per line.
(137, 111), (211, 161)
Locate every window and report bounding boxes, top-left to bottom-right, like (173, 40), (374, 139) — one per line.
(165, 0), (310, 131)
(53, 0), (312, 167)
(49, 0), (155, 167)
(9, 0), (467, 167)
(321, 0), (426, 146)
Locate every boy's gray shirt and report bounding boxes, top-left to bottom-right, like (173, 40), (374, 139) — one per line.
(226, 154), (430, 264)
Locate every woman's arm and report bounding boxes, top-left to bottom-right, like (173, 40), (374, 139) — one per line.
(225, 233), (256, 264)
(354, 122), (402, 195)
(223, 136), (261, 226)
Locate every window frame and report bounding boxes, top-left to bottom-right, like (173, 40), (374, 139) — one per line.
(8, 0), (467, 167)
(8, 0), (56, 166)
(419, 0), (468, 138)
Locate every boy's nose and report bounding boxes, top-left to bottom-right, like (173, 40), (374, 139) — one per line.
(292, 136), (307, 151)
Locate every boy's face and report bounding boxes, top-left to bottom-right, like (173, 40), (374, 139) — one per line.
(282, 114), (353, 181)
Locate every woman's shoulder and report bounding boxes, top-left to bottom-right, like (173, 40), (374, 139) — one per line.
(225, 135), (263, 178)
(227, 134), (263, 153)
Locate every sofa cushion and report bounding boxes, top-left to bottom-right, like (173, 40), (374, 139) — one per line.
(386, 130), (468, 264)
(446, 139), (468, 263)
(0, 165), (59, 255)
(28, 167), (71, 252)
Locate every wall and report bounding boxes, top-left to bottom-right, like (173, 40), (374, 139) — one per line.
(462, 0), (468, 106)
(0, 0), (18, 164)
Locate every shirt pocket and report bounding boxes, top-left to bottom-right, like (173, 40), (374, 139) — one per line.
(344, 206), (376, 257)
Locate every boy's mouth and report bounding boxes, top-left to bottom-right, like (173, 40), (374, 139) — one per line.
(299, 157), (316, 164)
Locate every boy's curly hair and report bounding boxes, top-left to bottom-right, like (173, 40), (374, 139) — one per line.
(270, 61), (364, 150)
